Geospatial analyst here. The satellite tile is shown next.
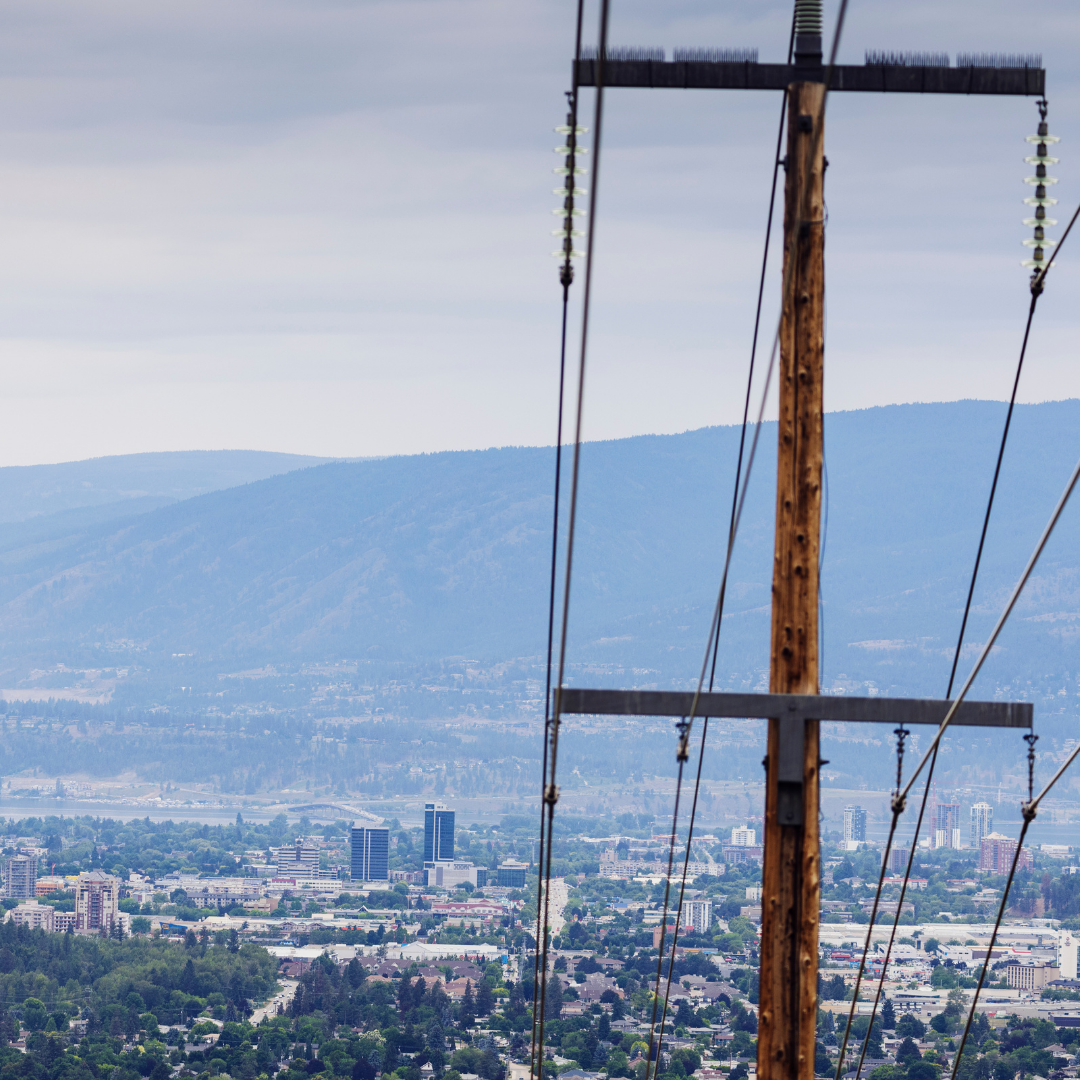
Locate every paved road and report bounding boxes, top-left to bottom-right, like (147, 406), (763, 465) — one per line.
(250, 979), (298, 1025)
(547, 878), (570, 935)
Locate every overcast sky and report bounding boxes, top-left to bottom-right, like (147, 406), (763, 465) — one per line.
(0, 0), (1076, 465)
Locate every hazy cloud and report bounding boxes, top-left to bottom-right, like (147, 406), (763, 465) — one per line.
(0, 0), (1075, 463)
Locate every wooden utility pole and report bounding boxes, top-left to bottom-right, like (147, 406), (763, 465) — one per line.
(564, 18), (1044, 1080)
(758, 74), (825, 1080)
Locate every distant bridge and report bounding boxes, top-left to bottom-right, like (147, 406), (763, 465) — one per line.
(288, 801), (383, 824)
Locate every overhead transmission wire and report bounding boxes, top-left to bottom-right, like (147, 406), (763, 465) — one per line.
(838, 329), (1080, 1080)
(943, 195), (1080, 1080)
(642, 13), (798, 1074)
(643, 3), (854, 1075)
(528, 2), (586, 1074)
(949, 726), (1080, 1080)
(533, 0), (611, 1075)
(843, 231), (1042, 1080)
(837, 189), (1080, 1080)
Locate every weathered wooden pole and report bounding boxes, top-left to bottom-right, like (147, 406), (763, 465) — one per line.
(756, 40), (826, 1080)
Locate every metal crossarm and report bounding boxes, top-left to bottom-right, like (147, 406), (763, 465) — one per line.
(574, 59), (1045, 96)
(558, 688), (1032, 728)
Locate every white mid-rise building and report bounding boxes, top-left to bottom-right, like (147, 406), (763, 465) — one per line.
(7, 900), (55, 930)
(684, 899), (712, 934)
(3, 854), (37, 899)
(970, 802), (994, 850)
(423, 860), (486, 889)
(6, 900), (77, 933)
(1061, 930), (1078, 980)
(843, 806), (867, 845)
(275, 840), (320, 879)
(730, 826), (756, 847)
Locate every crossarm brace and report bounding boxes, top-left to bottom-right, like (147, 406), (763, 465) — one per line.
(558, 688), (1032, 728)
(574, 60), (1045, 97)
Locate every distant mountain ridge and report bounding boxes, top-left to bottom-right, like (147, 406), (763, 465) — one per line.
(0, 402), (1076, 707)
(0, 449), (332, 522)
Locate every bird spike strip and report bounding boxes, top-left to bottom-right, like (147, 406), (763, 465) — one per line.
(580, 45), (665, 62)
(864, 50), (950, 67)
(671, 47), (759, 63)
(956, 52), (1042, 68)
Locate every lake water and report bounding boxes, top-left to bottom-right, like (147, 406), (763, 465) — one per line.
(0, 797), (289, 826)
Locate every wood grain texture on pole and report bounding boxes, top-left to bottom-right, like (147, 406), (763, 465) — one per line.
(758, 79), (825, 1080)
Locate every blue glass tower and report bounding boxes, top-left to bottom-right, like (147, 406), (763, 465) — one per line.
(424, 803), (455, 862)
(350, 825), (390, 881)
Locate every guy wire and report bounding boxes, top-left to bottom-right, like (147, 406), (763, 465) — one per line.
(536, 0), (610, 1072)
(898, 233), (1080, 806)
(529, 0), (585, 1069)
(833, 811), (902, 1080)
(843, 748), (938, 1080)
(528, 236), (572, 1078)
(944, 291), (1041, 700)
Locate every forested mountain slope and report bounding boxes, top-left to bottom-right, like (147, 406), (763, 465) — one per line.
(0, 401), (1076, 706)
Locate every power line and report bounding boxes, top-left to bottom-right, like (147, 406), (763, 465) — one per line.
(645, 2), (856, 1070)
(644, 15), (800, 1066)
(843, 220), (1045, 1080)
(947, 454), (1080, 1080)
(835, 132), (1080, 1080)
(707, 12), (796, 693)
(529, 3), (585, 1072)
(838, 431), (1080, 1080)
(535, 0), (611, 1073)
(951, 735), (1080, 1080)
(900, 433), (1080, 803)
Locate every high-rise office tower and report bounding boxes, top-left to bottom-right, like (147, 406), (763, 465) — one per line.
(424, 803), (455, 862)
(970, 802), (993, 850)
(843, 806), (867, 844)
(351, 825), (390, 881)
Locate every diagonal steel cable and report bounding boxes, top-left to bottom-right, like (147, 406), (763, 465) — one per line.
(898, 445), (1080, 806)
